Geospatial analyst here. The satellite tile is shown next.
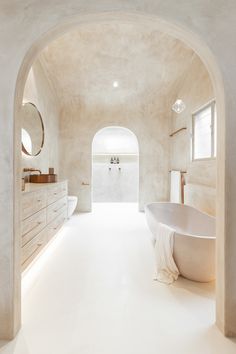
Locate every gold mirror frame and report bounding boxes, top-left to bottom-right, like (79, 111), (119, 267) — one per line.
(21, 102), (45, 156)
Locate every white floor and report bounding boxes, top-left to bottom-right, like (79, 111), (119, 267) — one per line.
(1, 203), (236, 354)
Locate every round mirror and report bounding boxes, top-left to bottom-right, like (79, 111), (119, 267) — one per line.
(21, 102), (44, 156)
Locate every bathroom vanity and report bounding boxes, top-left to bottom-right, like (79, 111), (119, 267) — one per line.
(21, 181), (68, 271)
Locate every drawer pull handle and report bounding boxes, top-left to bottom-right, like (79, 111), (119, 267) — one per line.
(54, 192), (57, 195)
(37, 199), (41, 202)
(37, 243), (43, 247)
(53, 204), (66, 213)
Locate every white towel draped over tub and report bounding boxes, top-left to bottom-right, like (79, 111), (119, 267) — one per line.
(154, 222), (179, 284)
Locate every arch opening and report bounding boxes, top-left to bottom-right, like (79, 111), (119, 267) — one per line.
(92, 126), (139, 204)
(10, 11), (228, 340)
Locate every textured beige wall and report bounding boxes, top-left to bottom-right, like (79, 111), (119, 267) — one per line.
(59, 95), (170, 211)
(170, 55), (215, 215)
(22, 60), (60, 175)
(41, 24), (196, 212)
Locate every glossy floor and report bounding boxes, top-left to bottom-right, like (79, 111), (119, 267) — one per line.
(1, 203), (236, 354)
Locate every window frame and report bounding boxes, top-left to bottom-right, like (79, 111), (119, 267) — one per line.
(191, 100), (216, 161)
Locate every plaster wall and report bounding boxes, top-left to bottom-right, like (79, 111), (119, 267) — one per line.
(170, 55), (216, 215)
(0, 0), (235, 340)
(47, 24), (195, 212)
(59, 95), (170, 211)
(22, 60), (60, 175)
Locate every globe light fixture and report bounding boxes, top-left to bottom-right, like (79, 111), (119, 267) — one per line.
(172, 99), (186, 113)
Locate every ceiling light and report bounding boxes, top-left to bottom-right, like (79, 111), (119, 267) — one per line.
(172, 99), (186, 113)
(113, 81), (119, 88)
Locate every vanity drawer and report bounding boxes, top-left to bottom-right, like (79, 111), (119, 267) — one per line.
(47, 196), (68, 224)
(22, 190), (47, 220)
(47, 209), (67, 241)
(21, 209), (46, 247)
(21, 228), (48, 267)
(47, 182), (67, 205)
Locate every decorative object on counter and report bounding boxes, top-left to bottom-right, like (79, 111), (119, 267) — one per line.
(171, 99), (186, 113)
(49, 167), (54, 174)
(21, 102), (44, 156)
(110, 156), (120, 164)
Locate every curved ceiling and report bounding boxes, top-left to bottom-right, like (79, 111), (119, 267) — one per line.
(38, 22), (202, 106)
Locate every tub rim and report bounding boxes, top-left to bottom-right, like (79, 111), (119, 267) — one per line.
(144, 201), (216, 240)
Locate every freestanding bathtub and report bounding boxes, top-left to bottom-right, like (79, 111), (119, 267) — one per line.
(145, 202), (216, 282)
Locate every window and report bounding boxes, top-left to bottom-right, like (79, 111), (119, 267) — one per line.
(192, 101), (216, 160)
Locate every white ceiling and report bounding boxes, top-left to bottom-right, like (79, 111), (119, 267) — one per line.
(38, 22), (199, 106)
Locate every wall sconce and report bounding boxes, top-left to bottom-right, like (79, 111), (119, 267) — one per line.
(172, 99), (186, 114)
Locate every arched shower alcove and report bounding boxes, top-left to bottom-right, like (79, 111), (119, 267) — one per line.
(3, 11), (230, 341)
(92, 126), (139, 204)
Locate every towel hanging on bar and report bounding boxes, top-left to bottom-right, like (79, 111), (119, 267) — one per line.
(170, 170), (186, 203)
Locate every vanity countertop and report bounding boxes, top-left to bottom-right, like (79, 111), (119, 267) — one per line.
(22, 180), (68, 194)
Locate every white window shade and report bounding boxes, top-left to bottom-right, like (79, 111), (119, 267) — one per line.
(192, 101), (216, 160)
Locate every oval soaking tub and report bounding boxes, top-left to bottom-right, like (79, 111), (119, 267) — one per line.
(145, 202), (216, 282)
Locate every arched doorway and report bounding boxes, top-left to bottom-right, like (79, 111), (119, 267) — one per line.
(7, 12), (229, 340)
(92, 126), (139, 203)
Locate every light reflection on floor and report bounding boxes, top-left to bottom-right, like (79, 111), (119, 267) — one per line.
(1, 203), (235, 354)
